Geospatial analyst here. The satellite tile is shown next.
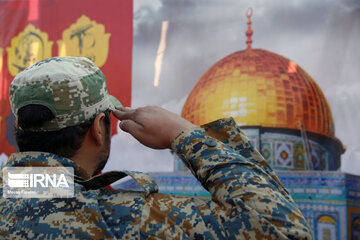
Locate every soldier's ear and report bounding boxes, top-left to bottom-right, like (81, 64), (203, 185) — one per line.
(90, 113), (106, 146)
(15, 119), (19, 129)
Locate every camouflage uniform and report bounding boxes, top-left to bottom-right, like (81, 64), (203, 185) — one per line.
(0, 117), (313, 239)
(1, 57), (313, 239)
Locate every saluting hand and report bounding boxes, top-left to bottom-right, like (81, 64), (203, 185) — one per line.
(112, 106), (196, 149)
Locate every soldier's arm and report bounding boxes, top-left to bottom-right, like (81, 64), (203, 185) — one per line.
(172, 117), (313, 239)
(113, 106), (313, 239)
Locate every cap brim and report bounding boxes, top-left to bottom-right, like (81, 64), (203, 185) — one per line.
(109, 95), (123, 109)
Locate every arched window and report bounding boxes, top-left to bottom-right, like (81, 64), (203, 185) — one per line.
(352, 217), (360, 240)
(317, 215), (337, 240)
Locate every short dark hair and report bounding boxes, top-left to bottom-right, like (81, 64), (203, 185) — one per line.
(16, 105), (111, 159)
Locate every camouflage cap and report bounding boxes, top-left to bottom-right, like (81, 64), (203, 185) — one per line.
(9, 56), (122, 131)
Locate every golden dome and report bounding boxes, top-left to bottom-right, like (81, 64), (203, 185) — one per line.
(181, 48), (335, 138)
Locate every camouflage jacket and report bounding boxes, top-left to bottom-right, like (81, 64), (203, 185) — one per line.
(0, 118), (313, 239)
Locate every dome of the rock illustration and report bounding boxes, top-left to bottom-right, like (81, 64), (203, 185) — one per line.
(181, 48), (334, 138)
(181, 8), (343, 171)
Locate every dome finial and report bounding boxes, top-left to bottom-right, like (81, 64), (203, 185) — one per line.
(246, 8), (253, 50)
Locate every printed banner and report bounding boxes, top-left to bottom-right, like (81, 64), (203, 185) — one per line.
(0, 0), (133, 158)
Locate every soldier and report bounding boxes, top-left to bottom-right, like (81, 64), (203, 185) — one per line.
(0, 56), (313, 239)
